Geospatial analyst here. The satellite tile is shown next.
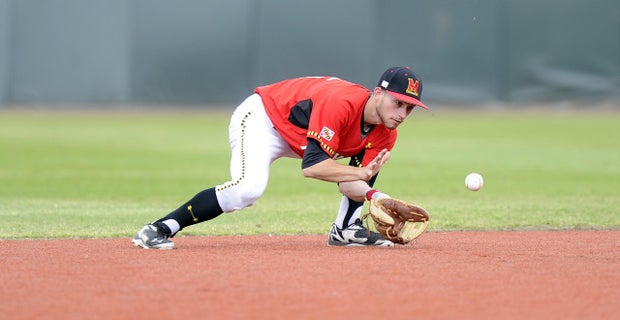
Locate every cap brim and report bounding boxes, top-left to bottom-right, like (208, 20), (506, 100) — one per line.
(386, 90), (429, 110)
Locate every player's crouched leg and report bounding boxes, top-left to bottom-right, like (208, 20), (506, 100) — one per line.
(215, 180), (267, 212)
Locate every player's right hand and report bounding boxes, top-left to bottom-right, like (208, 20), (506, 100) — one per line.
(364, 149), (390, 180)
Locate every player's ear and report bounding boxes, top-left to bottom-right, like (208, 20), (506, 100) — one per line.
(373, 87), (384, 96)
(372, 87), (385, 100)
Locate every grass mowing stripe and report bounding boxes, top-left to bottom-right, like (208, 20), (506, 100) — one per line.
(0, 110), (618, 239)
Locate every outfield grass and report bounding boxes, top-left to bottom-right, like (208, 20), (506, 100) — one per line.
(0, 108), (618, 239)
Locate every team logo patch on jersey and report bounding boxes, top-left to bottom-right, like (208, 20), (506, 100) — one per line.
(406, 78), (420, 97)
(320, 126), (335, 141)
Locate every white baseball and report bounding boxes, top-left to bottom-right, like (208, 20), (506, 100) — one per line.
(465, 173), (484, 191)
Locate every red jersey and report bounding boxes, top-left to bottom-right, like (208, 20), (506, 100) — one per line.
(255, 76), (398, 167)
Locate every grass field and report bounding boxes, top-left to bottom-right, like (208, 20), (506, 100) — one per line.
(0, 108), (618, 239)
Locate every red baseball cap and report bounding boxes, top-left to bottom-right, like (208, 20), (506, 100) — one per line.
(377, 66), (429, 109)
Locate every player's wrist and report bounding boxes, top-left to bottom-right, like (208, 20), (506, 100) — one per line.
(365, 189), (379, 201)
(365, 189), (390, 201)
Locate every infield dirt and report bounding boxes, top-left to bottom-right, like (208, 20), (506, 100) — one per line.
(1, 230), (618, 319)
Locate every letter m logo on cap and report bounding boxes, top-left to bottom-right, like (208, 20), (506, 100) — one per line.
(406, 78), (420, 97)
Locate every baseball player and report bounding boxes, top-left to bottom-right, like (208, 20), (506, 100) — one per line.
(132, 66), (429, 249)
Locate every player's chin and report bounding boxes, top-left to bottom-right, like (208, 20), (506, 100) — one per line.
(386, 121), (401, 130)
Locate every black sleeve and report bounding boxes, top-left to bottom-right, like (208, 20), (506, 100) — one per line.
(301, 138), (330, 169)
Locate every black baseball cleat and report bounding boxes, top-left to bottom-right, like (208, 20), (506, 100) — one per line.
(327, 219), (394, 247)
(132, 223), (175, 250)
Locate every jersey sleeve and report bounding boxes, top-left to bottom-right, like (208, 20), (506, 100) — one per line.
(305, 97), (351, 159)
(301, 138), (330, 169)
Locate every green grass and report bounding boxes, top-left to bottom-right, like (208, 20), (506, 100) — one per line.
(0, 108), (618, 239)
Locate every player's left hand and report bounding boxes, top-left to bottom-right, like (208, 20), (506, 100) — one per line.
(364, 198), (430, 244)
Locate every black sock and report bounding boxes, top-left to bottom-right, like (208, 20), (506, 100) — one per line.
(341, 172), (378, 227)
(342, 198), (364, 227)
(156, 187), (223, 235)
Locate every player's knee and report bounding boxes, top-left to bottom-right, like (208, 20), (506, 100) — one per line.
(237, 186), (263, 207)
(220, 181), (266, 211)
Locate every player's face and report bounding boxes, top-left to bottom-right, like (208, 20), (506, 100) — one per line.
(377, 90), (415, 129)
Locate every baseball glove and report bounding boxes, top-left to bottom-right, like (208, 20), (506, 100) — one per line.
(365, 198), (430, 244)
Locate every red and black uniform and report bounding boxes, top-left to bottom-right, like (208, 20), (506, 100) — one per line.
(256, 76), (398, 167)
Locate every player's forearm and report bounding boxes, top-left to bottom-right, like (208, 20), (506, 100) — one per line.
(338, 180), (371, 202)
(302, 159), (370, 182)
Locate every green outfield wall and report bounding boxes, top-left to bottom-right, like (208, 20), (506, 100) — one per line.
(0, 0), (618, 107)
